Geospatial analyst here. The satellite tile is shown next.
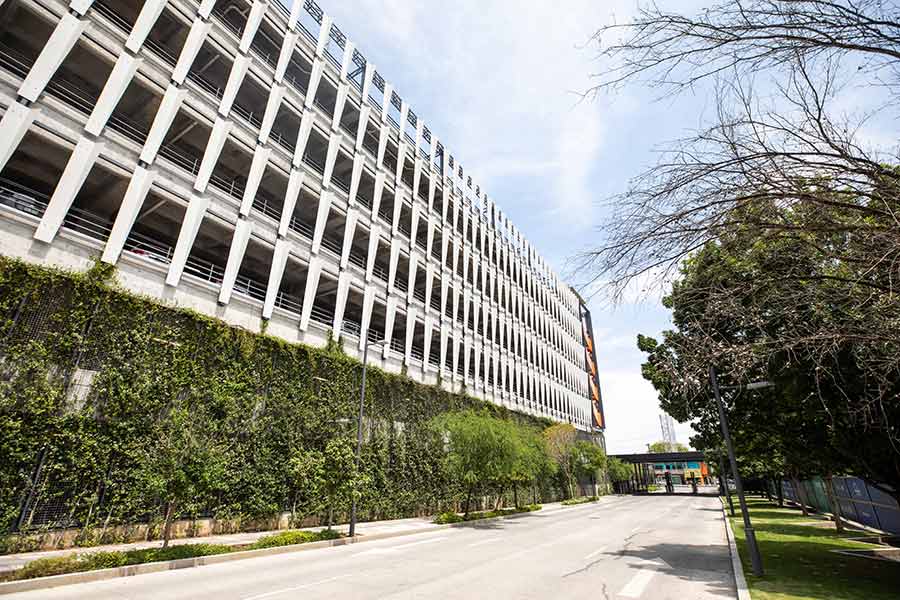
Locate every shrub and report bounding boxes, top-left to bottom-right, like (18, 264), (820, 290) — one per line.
(561, 496), (599, 506)
(434, 512), (464, 524)
(433, 504), (542, 524)
(250, 529), (341, 549)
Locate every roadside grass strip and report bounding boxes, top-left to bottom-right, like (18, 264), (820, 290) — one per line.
(561, 496), (599, 506)
(433, 504), (542, 524)
(0, 529), (342, 582)
(727, 497), (900, 600)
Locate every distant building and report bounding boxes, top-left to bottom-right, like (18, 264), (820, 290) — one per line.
(652, 460), (708, 485)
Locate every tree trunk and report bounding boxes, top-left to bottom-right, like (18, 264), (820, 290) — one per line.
(532, 483), (537, 505)
(162, 500), (177, 548)
(824, 474), (845, 533)
(513, 485), (519, 508)
(327, 506), (333, 530)
(790, 474), (809, 516)
(464, 486), (473, 517)
(775, 475), (784, 506)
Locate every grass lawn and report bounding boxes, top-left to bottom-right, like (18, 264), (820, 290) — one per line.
(726, 496), (900, 599)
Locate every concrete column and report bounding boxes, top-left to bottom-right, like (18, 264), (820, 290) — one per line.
(239, 145), (271, 215)
(380, 83), (393, 123)
(331, 271), (350, 333)
(101, 166), (155, 264)
(85, 54), (141, 136)
(387, 243), (400, 290)
(218, 219), (252, 305)
(0, 103), (36, 173)
(391, 191), (403, 236)
(314, 15), (333, 57)
(197, 0), (216, 18)
(311, 189), (332, 254)
(441, 233), (449, 267)
(452, 288), (460, 323)
(304, 59), (325, 109)
(382, 296), (397, 359)
(462, 247), (470, 284)
(355, 105), (371, 152)
(238, 0), (267, 54)
(298, 256), (323, 331)
(194, 117), (233, 193)
(394, 142), (406, 183)
(219, 54), (251, 117)
(126, 0), (168, 53)
(259, 84), (285, 143)
(331, 83), (348, 131)
(425, 264), (435, 311)
(441, 186), (450, 224)
(171, 19), (211, 85)
(463, 338), (471, 385)
(404, 306), (417, 363)
(371, 171), (385, 219)
(426, 219), (435, 259)
(412, 158), (422, 199)
(473, 343), (482, 389)
(365, 225), (380, 282)
(339, 208), (358, 269)
(423, 315), (434, 368)
(339, 41), (355, 81)
(439, 326), (449, 372)
(275, 31), (299, 82)
(440, 277), (449, 316)
(463, 290), (470, 331)
(348, 154), (364, 205)
(321, 133), (341, 188)
(287, 0), (303, 30)
(451, 332), (460, 378)
(18, 13), (85, 102)
(293, 110), (315, 167)
(406, 253), (418, 304)
(472, 301), (480, 339)
(409, 205), (420, 248)
(358, 284), (375, 350)
(69, 0), (94, 15)
(166, 193), (209, 286)
(376, 124), (388, 168)
(263, 238), (291, 319)
(140, 84), (186, 164)
(280, 169), (305, 237)
(34, 137), (103, 243)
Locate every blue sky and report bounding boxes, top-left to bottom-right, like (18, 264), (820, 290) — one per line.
(314, 0), (701, 452)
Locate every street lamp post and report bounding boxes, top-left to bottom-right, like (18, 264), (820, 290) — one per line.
(710, 365), (765, 576)
(348, 335), (386, 539)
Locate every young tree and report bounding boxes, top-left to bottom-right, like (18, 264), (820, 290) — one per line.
(287, 447), (325, 525)
(570, 440), (607, 496)
(320, 436), (362, 529)
(606, 458), (633, 486)
(543, 423), (578, 499)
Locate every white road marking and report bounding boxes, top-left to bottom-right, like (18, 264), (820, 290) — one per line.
(468, 537), (501, 547)
(355, 536), (448, 556)
(241, 574), (350, 600)
(584, 545), (608, 560)
(618, 569), (656, 598)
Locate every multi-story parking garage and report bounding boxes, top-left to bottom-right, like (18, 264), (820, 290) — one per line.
(0, 0), (605, 431)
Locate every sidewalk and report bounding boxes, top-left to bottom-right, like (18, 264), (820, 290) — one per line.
(0, 501), (574, 574)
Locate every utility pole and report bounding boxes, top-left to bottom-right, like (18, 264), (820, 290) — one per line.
(710, 365), (764, 577)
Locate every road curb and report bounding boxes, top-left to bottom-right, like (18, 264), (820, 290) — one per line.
(720, 499), (752, 600)
(0, 501), (611, 596)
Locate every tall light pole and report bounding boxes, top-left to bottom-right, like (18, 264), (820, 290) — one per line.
(710, 365), (767, 577)
(348, 335), (386, 538)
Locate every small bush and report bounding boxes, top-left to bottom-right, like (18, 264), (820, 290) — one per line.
(250, 529), (341, 549)
(434, 512), (464, 524)
(434, 504), (542, 524)
(561, 496), (599, 506)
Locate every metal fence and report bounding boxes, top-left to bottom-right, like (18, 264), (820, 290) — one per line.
(780, 477), (900, 534)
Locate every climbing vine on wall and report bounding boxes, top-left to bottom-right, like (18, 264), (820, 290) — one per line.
(0, 257), (554, 537)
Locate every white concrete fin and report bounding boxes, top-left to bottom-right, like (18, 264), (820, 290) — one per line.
(19, 13), (86, 103)
(304, 59), (325, 109)
(424, 263), (435, 311)
(439, 326), (448, 371)
(35, 137), (103, 243)
(423, 315), (434, 367)
(331, 271), (350, 332)
(315, 15), (333, 58)
(414, 120), (423, 155)
(293, 110), (315, 167)
(85, 54), (140, 136)
(239, 0), (267, 54)
(348, 153), (364, 204)
(394, 142), (406, 184)
(331, 84), (349, 131)
(339, 208), (358, 269)
(193, 117), (233, 193)
(239, 145), (271, 216)
(126, 0), (168, 53)
(398, 102), (409, 140)
(311, 189), (332, 254)
(140, 84), (186, 164)
(275, 31), (298, 82)
(172, 19), (211, 85)
(371, 170), (385, 219)
(387, 243), (400, 291)
(0, 103), (37, 174)
(101, 166), (155, 264)
(407, 253), (418, 303)
(355, 105), (371, 152)
(321, 132), (342, 188)
(69, 0), (94, 16)
(298, 256), (323, 331)
(197, 0), (217, 18)
(259, 83), (285, 144)
(440, 277), (449, 316)
(380, 83), (393, 123)
(287, 0), (303, 31)
(382, 295), (398, 358)
(219, 54), (251, 117)
(361, 62), (375, 100)
(339, 41), (355, 81)
(404, 305), (418, 362)
(218, 218), (253, 305)
(365, 224), (379, 282)
(376, 124), (389, 168)
(409, 204), (420, 247)
(412, 158), (422, 200)
(391, 189), (403, 235)
(280, 168), (305, 237)
(166, 193), (209, 286)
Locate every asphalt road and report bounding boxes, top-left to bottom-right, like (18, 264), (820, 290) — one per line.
(8, 494), (735, 600)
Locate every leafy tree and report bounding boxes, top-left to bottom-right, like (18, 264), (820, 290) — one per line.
(606, 458), (633, 484)
(287, 448), (325, 525)
(509, 427), (555, 507)
(647, 441), (689, 453)
(543, 423), (577, 498)
(570, 440), (606, 496)
(320, 437), (364, 529)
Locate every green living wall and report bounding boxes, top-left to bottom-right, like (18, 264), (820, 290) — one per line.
(0, 257), (551, 537)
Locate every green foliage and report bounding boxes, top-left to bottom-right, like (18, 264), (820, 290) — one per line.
(249, 528), (340, 549)
(433, 504), (542, 524)
(606, 458), (633, 483)
(570, 441), (606, 480)
(543, 423), (578, 498)
(0, 257), (559, 539)
(433, 511), (464, 524)
(647, 441), (689, 453)
(561, 496), (598, 506)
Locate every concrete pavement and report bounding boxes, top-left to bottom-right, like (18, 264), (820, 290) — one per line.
(4, 495), (736, 599)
